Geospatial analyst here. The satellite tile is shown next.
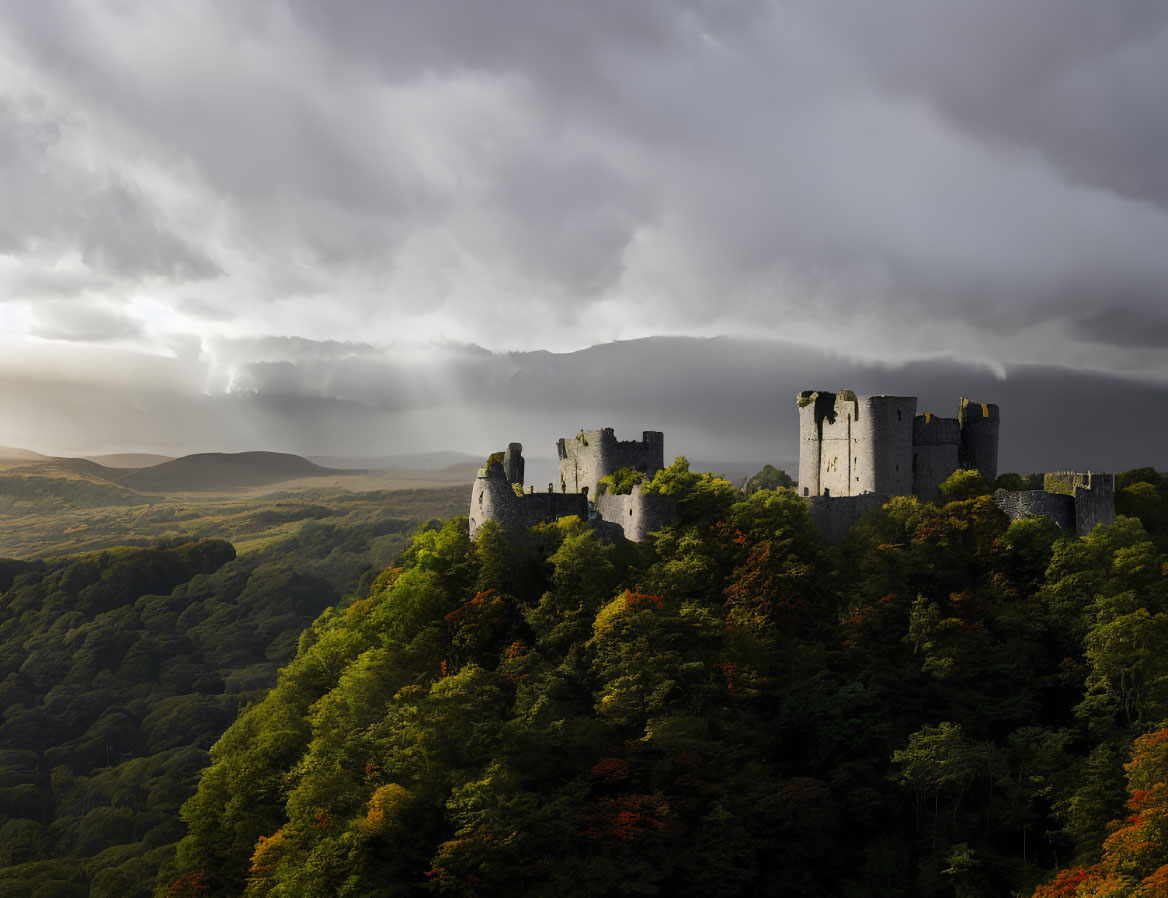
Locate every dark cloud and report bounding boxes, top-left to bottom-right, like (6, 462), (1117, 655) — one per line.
(1070, 305), (1168, 349)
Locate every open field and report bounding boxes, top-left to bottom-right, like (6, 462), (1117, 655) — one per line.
(0, 455), (473, 559)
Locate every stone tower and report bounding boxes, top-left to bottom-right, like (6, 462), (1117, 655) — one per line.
(557, 428), (664, 497)
(911, 413), (961, 501)
(797, 391), (916, 498)
(958, 397), (1000, 483)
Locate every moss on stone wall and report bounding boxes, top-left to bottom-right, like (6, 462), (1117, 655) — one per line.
(1043, 473), (1075, 496)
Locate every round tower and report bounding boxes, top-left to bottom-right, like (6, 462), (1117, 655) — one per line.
(958, 398), (1000, 484)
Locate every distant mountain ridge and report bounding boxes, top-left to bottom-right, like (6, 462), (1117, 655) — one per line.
(309, 450), (480, 471)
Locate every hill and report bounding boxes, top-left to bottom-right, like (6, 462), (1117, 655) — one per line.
(114, 451), (343, 492)
(0, 445), (50, 461)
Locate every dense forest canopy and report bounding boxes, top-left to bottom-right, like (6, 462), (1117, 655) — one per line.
(0, 508), (446, 898)
(151, 461), (1168, 897)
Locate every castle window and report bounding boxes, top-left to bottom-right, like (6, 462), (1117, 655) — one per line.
(823, 488), (830, 497)
(897, 410), (902, 421)
(896, 464), (899, 471)
(803, 487), (808, 496)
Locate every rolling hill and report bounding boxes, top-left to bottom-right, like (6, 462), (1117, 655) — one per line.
(113, 451), (346, 492)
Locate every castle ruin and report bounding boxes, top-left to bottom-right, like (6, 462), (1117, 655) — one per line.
(468, 396), (1117, 545)
(798, 390), (1113, 540)
(797, 391), (998, 503)
(469, 429), (676, 541)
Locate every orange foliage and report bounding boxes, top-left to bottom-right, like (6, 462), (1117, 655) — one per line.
(1036, 727), (1168, 896)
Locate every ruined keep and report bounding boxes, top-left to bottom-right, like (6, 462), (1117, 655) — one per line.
(797, 390), (999, 503)
(558, 429), (665, 496)
(469, 430), (674, 541)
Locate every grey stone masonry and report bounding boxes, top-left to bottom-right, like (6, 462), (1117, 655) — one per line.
(798, 391), (999, 503)
(469, 458), (587, 539)
(595, 491), (678, 542)
(992, 472), (1114, 537)
(993, 490), (1075, 531)
(912, 414), (961, 502)
(797, 390), (916, 498)
(470, 432), (674, 541)
(1045, 471), (1116, 535)
(958, 397), (1000, 483)
(557, 428), (664, 497)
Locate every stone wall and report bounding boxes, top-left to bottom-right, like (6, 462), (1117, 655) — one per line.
(469, 462), (587, 538)
(595, 492), (678, 542)
(806, 493), (886, 544)
(993, 489), (1075, 531)
(557, 428), (664, 496)
(1046, 471), (1116, 535)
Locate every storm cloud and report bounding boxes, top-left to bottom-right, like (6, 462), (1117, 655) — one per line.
(0, 2), (1165, 458)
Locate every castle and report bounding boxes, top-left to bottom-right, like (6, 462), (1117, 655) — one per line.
(467, 395), (1116, 544)
(469, 429), (677, 541)
(797, 391), (999, 502)
(797, 390), (1113, 541)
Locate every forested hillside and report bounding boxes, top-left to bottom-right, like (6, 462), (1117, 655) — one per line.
(163, 461), (1168, 897)
(0, 512), (439, 898)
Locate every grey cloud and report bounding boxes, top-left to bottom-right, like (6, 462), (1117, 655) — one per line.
(0, 2), (1166, 380)
(821, 0), (1168, 208)
(1070, 305), (1168, 349)
(0, 85), (217, 288)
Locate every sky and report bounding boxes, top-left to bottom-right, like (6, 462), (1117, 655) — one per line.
(0, 1), (1166, 469)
